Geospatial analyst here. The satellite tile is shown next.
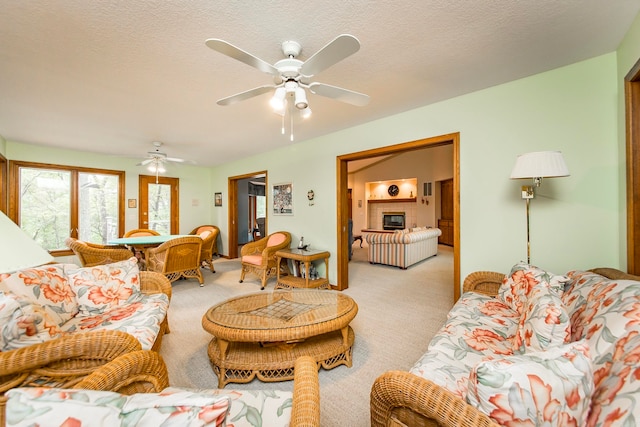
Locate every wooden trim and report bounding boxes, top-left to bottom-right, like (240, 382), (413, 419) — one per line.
(138, 175), (179, 234)
(625, 58), (640, 275)
(0, 152), (6, 214)
(228, 170), (268, 259)
(336, 132), (461, 301)
(8, 160), (126, 255)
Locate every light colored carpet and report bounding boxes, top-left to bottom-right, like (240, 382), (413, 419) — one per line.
(159, 244), (454, 426)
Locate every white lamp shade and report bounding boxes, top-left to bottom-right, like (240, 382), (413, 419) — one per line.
(510, 151), (570, 179)
(0, 211), (54, 273)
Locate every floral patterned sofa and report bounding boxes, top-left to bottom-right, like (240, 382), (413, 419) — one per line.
(364, 227), (442, 269)
(370, 263), (640, 426)
(0, 257), (171, 353)
(3, 354), (320, 427)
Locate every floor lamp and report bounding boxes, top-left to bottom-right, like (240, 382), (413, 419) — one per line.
(510, 151), (569, 264)
(0, 210), (54, 274)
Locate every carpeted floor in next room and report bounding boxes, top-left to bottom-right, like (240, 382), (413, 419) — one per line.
(159, 243), (454, 427)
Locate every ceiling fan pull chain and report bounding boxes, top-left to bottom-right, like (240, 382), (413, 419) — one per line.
(290, 108), (294, 142)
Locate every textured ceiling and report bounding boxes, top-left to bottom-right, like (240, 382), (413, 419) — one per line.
(0, 1), (639, 166)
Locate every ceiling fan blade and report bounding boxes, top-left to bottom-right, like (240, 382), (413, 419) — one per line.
(166, 157), (196, 165)
(308, 82), (370, 106)
(137, 159), (154, 166)
(206, 38), (280, 77)
(300, 34), (360, 77)
(217, 85), (275, 106)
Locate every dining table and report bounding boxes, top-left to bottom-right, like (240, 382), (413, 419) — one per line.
(108, 235), (192, 270)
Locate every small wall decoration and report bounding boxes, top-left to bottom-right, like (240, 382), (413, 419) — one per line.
(307, 189), (315, 206)
(273, 182), (293, 215)
(127, 199), (137, 208)
(214, 192), (222, 207)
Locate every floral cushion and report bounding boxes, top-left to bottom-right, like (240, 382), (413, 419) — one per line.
(0, 263), (79, 325)
(5, 387), (231, 427)
(60, 293), (168, 351)
(0, 292), (62, 351)
(164, 386), (294, 427)
(563, 270), (640, 426)
(512, 283), (571, 353)
(409, 292), (519, 397)
(65, 258), (142, 316)
(498, 262), (569, 315)
(466, 340), (593, 426)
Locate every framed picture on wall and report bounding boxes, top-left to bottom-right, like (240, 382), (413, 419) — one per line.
(272, 182), (293, 215)
(214, 192), (222, 207)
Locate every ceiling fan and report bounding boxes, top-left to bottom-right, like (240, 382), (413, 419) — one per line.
(136, 142), (195, 182)
(205, 34), (370, 139)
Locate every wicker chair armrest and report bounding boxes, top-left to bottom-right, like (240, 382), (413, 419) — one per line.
(75, 350), (169, 394)
(462, 271), (504, 296)
(290, 356), (320, 427)
(588, 267), (640, 281)
(370, 371), (499, 427)
(0, 330), (141, 392)
(139, 271), (172, 302)
(240, 238), (266, 256)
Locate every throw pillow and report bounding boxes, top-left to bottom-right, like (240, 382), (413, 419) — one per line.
(512, 284), (571, 353)
(498, 262), (569, 315)
(0, 263), (79, 325)
(66, 257), (142, 316)
(0, 292), (62, 351)
(466, 340), (593, 427)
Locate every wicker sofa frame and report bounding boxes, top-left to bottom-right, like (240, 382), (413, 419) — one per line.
(1, 352), (320, 427)
(369, 268), (640, 427)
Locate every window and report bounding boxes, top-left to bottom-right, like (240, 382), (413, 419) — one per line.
(9, 161), (125, 254)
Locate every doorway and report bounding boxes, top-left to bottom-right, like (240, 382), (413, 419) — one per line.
(336, 132), (461, 301)
(625, 58), (640, 275)
(138, 175), (179, 234)
(228, 170), (268, 259)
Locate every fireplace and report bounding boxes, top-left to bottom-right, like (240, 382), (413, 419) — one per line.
(382, 212), (406, 230)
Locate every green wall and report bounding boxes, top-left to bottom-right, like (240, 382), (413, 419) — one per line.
(4, 45), (628, 289)
(213, 52), (620, 284)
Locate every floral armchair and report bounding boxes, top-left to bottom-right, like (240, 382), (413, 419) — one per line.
(239, 231), (291, 290)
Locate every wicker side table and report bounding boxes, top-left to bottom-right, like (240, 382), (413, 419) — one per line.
(202, 289), (358, 387)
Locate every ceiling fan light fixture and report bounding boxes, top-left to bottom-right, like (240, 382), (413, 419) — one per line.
(300, 106), (312, 119)
(148, 162), (166, 174)
(269, 87), (286, 111)
(294, 87), (308, 109)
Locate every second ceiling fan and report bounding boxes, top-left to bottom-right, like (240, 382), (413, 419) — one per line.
(205, 34), (370, 134)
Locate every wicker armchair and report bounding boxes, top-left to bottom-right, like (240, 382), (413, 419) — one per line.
(123, 229), (160, 237)
(65, 237), (133, 267)
(145, 236), (204, 286)
(0, 345), (169, 426)
(239, 231), (291, 290)
(188, 225), (220, 272)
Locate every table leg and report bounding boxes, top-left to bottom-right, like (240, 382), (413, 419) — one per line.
(341, 326), (349, 346)
(218, 339), (229, 361)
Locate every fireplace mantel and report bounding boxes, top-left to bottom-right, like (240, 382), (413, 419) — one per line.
(367, 198), (416, 204)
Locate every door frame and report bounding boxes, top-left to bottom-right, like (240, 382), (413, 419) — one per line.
(625, 58), (640, 275)
(336, 132), (461, 300)
(228, 170), (268, 259)
(138, 175), (179, 234)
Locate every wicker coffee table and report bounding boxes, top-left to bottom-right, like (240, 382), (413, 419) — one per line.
(202, 289), (358, 387)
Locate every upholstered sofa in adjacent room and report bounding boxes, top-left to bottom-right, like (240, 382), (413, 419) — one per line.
(371, 263), (640, 427)
(364, 227), (442, 269)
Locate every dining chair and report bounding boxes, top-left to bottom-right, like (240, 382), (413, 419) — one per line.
(145, 236), (204, 286)
(239, 231), (291, 290)
(65, 237), (134, 267)
(188, 225), (219, 273)
(122, 229), (161, 264)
